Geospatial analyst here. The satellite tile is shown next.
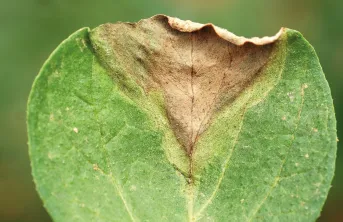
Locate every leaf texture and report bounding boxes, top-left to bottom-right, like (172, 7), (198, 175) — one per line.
(27, 15), (336, 222)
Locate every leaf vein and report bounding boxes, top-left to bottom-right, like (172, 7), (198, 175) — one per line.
(194, 104), (249, 220)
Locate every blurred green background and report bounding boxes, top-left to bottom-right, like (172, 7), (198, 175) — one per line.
(1, 0), (342, 221)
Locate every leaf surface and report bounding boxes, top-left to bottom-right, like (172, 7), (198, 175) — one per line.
(27, 15), (337, 222)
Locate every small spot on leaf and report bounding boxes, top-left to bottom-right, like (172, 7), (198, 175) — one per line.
(130, 185), (137, 191)
(287, 92), (295, 102)
(93, 164), (99, 171)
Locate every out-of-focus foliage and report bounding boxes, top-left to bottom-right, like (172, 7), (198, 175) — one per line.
(0, 0), (342, 221)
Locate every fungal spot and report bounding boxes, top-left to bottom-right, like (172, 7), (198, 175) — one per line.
(240, 199), (245, 203)
(73, 127), (79, 133)
(130, 185), (137, 191)
(49, 113), (54, 121)
(48, 152), (53, 160)
(314, 182), (321, 187)
(303, 83), (308, 89)
(282, 116), (286, 121)
(48, 71), (60, 85)
(295, 162), (299, 167)
(304, 154), (309, 159)
(93, 164), (99, 171)
(66, 107), (70, 111)
(312, 128), (318, 133)
(287, 92), (295, 102)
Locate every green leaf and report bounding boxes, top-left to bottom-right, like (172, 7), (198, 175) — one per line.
(27, 15), (337, 221)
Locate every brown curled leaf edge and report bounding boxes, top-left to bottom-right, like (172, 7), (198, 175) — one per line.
(91, 14), (284, 155)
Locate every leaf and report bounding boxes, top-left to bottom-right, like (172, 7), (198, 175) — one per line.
(27, 15), (337, 221)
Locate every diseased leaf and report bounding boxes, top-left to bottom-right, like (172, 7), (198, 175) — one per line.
(27, 15), (337, 221)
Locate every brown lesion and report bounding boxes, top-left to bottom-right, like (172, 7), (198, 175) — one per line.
(91, 15), (281, 155)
